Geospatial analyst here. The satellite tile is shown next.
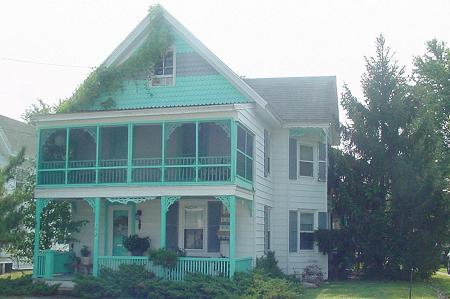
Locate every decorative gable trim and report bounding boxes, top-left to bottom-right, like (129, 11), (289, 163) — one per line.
(103, 7), (269, 112)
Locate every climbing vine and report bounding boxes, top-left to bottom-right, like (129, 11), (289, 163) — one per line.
(58, 4), (173, 113)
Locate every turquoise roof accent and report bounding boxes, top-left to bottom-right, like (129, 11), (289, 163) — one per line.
(93, 75), (248, 110)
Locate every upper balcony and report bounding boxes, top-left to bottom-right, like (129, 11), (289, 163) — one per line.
(36, 119), (254, 190)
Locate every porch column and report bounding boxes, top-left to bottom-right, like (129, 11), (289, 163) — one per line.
(229, 196), (236, 276)
(32, 198), (46, 278)
(160, 196), (180, 248)
(92, 198), (101, 276)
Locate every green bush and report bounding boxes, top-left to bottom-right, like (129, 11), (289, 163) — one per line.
(73, 264), (155, 298)
(72, 260), (304, 299)
(0, 274), (59, 296)
(234, 272), (304, 299)
(255, 250), (285, 278)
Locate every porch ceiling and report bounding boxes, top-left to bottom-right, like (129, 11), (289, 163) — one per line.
(34, 184), (254, 201)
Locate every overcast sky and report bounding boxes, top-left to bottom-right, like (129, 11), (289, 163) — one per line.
(0, 0), (449, 122)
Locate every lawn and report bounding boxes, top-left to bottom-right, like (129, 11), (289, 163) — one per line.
(303, 269), (450, 299)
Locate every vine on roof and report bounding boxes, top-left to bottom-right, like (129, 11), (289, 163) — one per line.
(57, 4), (173, 113)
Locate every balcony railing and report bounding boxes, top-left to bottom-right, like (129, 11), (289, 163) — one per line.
(37, 156), (232, 186)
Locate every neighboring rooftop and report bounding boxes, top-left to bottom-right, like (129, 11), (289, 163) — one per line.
(0, 115), (35, 166)
(245, 76), (339, 125)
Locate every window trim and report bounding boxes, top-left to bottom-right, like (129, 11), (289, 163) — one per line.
(179, 201), (207, 253)
(149, 48), (176, 87)
(264, 129), (271, 178)
(264, 205), (271, 254)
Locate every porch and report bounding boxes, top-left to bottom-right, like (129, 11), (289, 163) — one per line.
(32, 195), (253, 281)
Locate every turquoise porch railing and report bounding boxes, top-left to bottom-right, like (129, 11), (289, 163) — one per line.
(38, 156), (231, 186)
(235, 257), (253, 273)
(98, 256), (251, 280)
(33, 250), (73, 279)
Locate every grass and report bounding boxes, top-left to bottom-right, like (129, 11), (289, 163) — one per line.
(303, 270), (450, 299)
(0, 270), (31, 279)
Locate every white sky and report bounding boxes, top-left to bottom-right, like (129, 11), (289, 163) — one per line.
(0, 0), (449, 122)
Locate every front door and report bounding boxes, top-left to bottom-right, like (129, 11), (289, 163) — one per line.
(112, 210), (130, 256)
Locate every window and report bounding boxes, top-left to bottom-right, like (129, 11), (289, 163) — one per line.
(289, 138), (297, 180)
(318, 143), (327, 181)
(184, 207), (204, 249)
(300, 212), (315, 250)
(264, 206), (271, 254)
(236, 124), (254, 181)
(150, 49), (175, 86)
(299, 145), (314, 177)
(264, 129), (270, 177)
(289, 211), (317, 252)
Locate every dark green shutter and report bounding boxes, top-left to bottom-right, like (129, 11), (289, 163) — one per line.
(166, 201), (179, 250)
(207, 201), (221, 252)
(289, 138), (297, 179)
(318, 212), (328, 229)
(289, 210), (298, 252)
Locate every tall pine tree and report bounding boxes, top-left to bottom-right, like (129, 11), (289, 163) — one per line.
(338, 35), (449, 279)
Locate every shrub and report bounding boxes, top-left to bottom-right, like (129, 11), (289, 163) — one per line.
(301, 264), (324, 286)
(73, 264), (155, 298)
(148, 248), (181, 268)
(0, 274), (59, 296)
(255, 250), (285, 278)
(235, 271), (303, 299)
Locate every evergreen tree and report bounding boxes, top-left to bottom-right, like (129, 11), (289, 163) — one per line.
(336, 35), (450, 279)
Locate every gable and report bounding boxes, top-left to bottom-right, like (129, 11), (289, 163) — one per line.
(86, 28), (249, 111)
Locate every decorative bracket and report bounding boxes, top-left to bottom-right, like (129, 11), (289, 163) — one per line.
(215, 195), (233, 211)
(215, 121), (231, 138)
(161, 196), (180, 213)
(165, 123), (183, 139)
(106, 197), (156, 205)
(83, 198), (96, 211)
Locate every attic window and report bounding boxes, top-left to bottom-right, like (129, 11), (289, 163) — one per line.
(150, 49), (175, 86)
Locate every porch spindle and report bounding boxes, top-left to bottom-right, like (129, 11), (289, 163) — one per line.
(92, 198), (101, 276)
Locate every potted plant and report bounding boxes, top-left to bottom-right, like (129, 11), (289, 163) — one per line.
(148, 248), (181, 269)
(80, 246), (91, 265)
(123, 234), (150, 256)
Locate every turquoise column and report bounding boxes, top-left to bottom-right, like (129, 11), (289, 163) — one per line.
(160, 197), (167, 248)
(104, 201), (109, 256)
(92, 198), (101, 276)
(229, 196), (236, 276)
(32, 199), (43, 278)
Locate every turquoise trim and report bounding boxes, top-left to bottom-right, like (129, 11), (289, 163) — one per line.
(235, 176), (253, 191)
(92, 198), (101, 276)
(229, 196), (236, 276)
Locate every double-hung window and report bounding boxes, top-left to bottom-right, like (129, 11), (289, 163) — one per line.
(318, 143), (327, 181)
(289, 211), (316, 252)
(236, 124), (254, 182)
(299, 145), (314, 177)
(299, 212), (315, 250)
(150, 49), (175, 86)
(184, 206), (204, 250)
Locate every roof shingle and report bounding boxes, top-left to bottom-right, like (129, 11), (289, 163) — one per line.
(244, 76), (339, 124)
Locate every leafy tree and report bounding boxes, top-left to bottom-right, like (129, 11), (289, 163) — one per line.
(327, 35), (450, 279)
(0, 150), (85, 261)
(0, 149), (26, 249)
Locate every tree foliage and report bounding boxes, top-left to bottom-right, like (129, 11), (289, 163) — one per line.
(323, 35), (450, 280)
